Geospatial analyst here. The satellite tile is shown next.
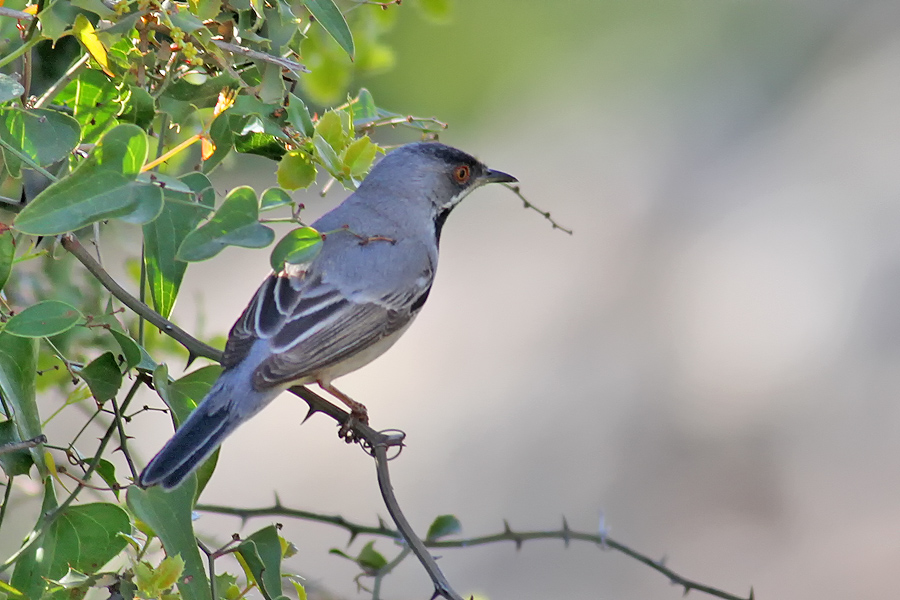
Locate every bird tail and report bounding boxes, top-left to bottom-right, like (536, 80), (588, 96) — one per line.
(139, 364), (281, 490)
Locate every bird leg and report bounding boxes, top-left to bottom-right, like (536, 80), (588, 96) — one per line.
(318, 381), (369, 442)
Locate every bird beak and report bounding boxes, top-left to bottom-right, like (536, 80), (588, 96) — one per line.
(482, 168), (518, 184)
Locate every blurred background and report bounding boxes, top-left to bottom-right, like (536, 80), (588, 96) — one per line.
(130, 0), (900, 598)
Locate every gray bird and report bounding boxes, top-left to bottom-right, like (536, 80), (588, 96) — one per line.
(139, 142), (517, 489)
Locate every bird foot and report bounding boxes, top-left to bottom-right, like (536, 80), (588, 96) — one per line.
(338, 406), (369, 443)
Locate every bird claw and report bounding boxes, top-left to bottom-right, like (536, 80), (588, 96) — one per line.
(337, 406), (369, 443)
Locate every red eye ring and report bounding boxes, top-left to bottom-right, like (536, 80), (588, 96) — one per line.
(454, 165), (471, 184)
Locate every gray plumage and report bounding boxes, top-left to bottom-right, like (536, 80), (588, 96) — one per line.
(139, 142), (516, 489)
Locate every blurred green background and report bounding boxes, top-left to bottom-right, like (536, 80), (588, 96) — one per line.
(130, 1), (900, 599)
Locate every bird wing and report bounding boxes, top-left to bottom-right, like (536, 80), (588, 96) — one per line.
(223, 263), (431, 389)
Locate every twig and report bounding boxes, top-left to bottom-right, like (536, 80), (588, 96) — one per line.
(502, 183), (573, 235)
(111, 398), (139, 480)
(0, 434), (47, 455)
(196, 505), (753, 600)
(33, 53), (90, 109)
(0, 7), (32, 21)
(59, 233), (221, 362)
(210, 40), (309, 74)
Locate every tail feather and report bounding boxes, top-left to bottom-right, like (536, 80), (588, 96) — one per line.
(139, 360), (281, 489)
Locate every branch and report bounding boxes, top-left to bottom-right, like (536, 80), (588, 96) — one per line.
(196, 503), (753, 600)
(59, 233), (221, 363)
(501, 183), (573, 235)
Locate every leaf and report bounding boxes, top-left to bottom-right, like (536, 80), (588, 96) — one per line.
(351, 88), (378, 126)
(4, 301), (83, 338)
(176, 186), (274, 262)
(276, 151), (317, 190)
(236, 525), (286, 600)
(356, 541), (387, 573)
(305, 0), (354, 59)
(77, 352), (123, 402)
(341, 135), (378, 178)
(0, 228), (15, 294)
(0, 333), (42, 470)
(0, 108), (80, 177)
(90, 457), (120, 499)
(37, 0), (82, 41)
(11, 502), (130, 598)
(426, 514), (462, 541)
(0, 73), (24, 103)
(127, 483), (209, 600)
(144, 172), (215, 319)
(14, 124), (160, 236)
(57, 69), (121, 143)
(0, 419), (34, 477)
(312, 133), (341, 176)
(260, 187), (293, 211)
(109, 329), (142, 371)
(73, 13), (113, 77)
(270, 227), (323, 271)
(287, 94), (314, 137)
(314, 110), (346, 151)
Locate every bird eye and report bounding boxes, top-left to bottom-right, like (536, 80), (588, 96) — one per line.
(453, 165), (471, 184)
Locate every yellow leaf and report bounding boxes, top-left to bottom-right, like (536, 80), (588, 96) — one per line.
(201, 134), (215, 160)
(73, 14), (113, 77)
(43, 450), (56, 477)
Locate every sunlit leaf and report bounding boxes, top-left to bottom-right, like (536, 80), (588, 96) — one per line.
(260, 187), (293, 211)
(341, 135), (378, 178)
(73, 14), (113, 76)
(0, 108), (80, 177)
(277, 151), (317, 190)
(426, 514), (462, 541)
(270, 227), (323, 271)
(287, 94), (314, 137)
(4, 301), (83, 338)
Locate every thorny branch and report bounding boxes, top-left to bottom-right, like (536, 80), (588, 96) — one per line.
(197, 503), (754, 600)
(61, 234), (750, 600)
(502, 182), (574, 234)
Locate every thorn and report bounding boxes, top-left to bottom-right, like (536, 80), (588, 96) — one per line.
(658, 555), (668, 567)
(561, 516), (571, 548)
(377, 515), (390, 531)
(503, 519), (512, 534)
(597, 511), (609, 548)
(682, 586), (690, 596)
(273, 492), (282, 508)
(348, 531), (358, 545)
(301, 405), (318, 424)
(185, 352), (198, 369)
(429, 590), (440, 600)
(749, 587), (755, 600)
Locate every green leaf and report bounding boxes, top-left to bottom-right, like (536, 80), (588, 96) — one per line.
(144, 172), (215, 319)
(341, 135), (378, 178)
(37, 0), (82, 41)
(305, 0), (354, 59)
(0, 228), (15, 294)
(14, 124), (159, 236)
(356, 541), (388, 572)
(0, 419), (34, 477)
(351, 88), (378, 126)
(90, 457), (120, 499)
(276, 151), (317, 190)
(0, 333), (41, 470)
(312, 133), (341, 176)
(314, 110), (346, 151)
(236, 525), (286, 600)
(426, 514), (462, 541)
(287, 94), (314, 137)
(109, 329), (142, 371)
(269, 227), (323, 271)
(260, 187), (293, 211)
(0, 108), (80, 177)
(77, 352), (123, 402)
(57, 69), (121, 143)
(120, 86), (155, 129)
(127, 483), (209, 600)
(11, 502), (130, 598)
(176, 186), (274, 262)
(4, 301), (83, 338)
(0, 73), (24, 103)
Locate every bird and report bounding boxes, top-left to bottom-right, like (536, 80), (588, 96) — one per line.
(139, 141), (517, 489)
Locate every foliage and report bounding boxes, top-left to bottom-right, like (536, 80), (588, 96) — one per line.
(0, 1), (452, 598)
